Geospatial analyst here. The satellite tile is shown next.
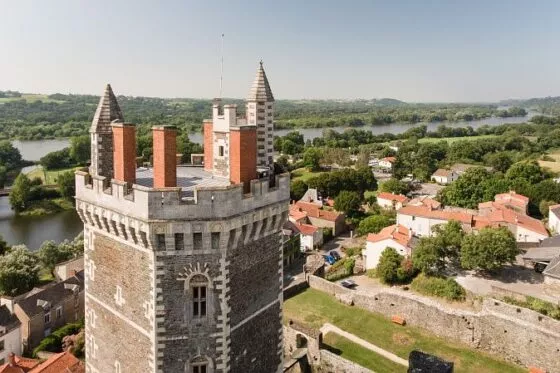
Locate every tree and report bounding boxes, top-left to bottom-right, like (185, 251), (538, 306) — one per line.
(290, 179), (308, 201)
(40, 148), (72, 170)
(412, 221), (464, 275)
(505, 161), (544, 184)
(357, 214), (394, 236)
(69, 135), (90, 165)
(38, 241), (74, 276)
(0, 234), (8, 256)
(57, 171), (75, 200)
(281, 140), (299, 155)
(302, 148), (322, 171)
(485, 152), (513, 173)
(460, 227), (518, 272)
(540, 200), (557, 217)
(334, 191), (361, 215)
(0, 141), (22, 170)
(177, 134), (203, 163)
(0, 245), (40, 296)
(379, 178), (410, 195)
(440, 167), (492, 208)
(376, 247), (403, 284)
(0, 165), (6, 189)
(9, 173), (32, 213)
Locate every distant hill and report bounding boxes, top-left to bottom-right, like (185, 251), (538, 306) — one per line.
(499, 96), (560, 116)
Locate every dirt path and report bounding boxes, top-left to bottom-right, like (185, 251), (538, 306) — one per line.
(320, 322), (409, 367)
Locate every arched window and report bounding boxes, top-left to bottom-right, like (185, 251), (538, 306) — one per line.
(189, 356), (208, 373)
(190, 275), (208, 318)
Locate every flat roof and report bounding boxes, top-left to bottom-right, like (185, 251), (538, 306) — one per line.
(135, 166), (230, 195)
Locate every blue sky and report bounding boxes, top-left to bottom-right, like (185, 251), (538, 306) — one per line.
(2, 0), (560, 102)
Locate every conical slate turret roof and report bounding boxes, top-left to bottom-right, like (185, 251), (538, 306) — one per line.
(90, 84), (124, 133)
(247, 61), (274, 102)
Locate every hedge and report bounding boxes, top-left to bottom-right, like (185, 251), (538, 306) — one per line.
(410, 274), (466, 301)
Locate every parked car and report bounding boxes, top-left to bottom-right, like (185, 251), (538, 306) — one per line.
(329, 251), (341, 261)
(322, 254), (336, 265)
(340, 279), (357, 289)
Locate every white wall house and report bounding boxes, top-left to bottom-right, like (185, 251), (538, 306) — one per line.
(396, 206), (473, 237)
(378, 157), (396, 170)
(0, 306), (21, 363)
(298, 224), (323, 252)
(431, 169), (458, 185)
(549, 205), (560, 234)
(377, 192), (408, 210)
(363, 225), (412, 270)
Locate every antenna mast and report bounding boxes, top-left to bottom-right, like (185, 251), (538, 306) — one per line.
(219, 33), (224, 98)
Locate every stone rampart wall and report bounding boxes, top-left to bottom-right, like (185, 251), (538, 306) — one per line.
(318, 350), (374, 373)
(308, 275), (560, 372)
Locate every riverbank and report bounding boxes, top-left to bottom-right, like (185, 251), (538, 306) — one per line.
(18, 198), (74, 217)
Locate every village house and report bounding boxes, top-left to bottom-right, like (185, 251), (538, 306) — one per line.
(282, 221), (323, 253)
(378, 156), (396, 171)
(397, 191), (548, 243)
(523, 236), (560, 270)
(543, 256), (560, 286)
(289, 201), (346, 236)
(53, 257), (83, 282)
(407, 196), (441, 210)
(0, 351), (84, 373)
(548, 204), (560, 234)
(1, 272), (84, 353)
(376, 192), (409, 210)
(450, 163), (493, 175)
(363, 224), (416, 270)
(0, 307), (21, 365)
(430, 168), (459, 185)
(396, 205), (474, 237)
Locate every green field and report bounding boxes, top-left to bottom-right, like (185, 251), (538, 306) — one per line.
(539, 149), (560, 173)
(323, 333), (407, 373)
(290, 167), (324, 182)
(0, 94), (64, 104)
(284, 289), (525, 373)
(25, 167), (76, 185)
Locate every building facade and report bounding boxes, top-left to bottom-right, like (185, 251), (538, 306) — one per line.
(77, 79), (289, 373)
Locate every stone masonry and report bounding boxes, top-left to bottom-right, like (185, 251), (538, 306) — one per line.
(77, 81), (289, 373)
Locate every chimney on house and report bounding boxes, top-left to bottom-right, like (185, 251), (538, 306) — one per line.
(152, 126), (177, 188)
(8, 352), (15, 366)
(112, 121), (136, 185)
(229, 126), (257, 193)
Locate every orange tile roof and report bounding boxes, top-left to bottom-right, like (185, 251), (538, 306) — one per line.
(381, 156), (396, 163)
(0, 355), (40, 373)
(495, 191), (529, 203)
(367, 224), (412, 247)
(398, 205), (473, 224)
(432, 168), (454, 177)
(29, 352), (83, 373)
(408, 196), (441, 210)
(476, 204), (548, 236)
(289, 206), (308, 222)
(293, 201), (343, 222)
(377, 192), (408, 203)
(295, 223), (318, 235)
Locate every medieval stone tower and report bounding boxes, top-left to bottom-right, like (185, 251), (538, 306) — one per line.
(76, 65), (289, 373)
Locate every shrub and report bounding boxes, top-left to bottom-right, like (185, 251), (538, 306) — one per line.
(344, 247), (361, 257)
(325, 257), (355, 281)
(410, 274), (466, 301)
(32, 320), (84, 357)
(323, 228), (334, 243)
(502, 296), (560, 320)
(366, 269), (377, 278)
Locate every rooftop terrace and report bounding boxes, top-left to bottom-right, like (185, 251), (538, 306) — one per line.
(135, 166), (230, 196)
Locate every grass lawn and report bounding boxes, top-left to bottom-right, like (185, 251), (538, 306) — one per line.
(290, 167), (324, 182)
(322, 333), (407, 373)
(0, 94), (64, 104)
(25, 167), (76, 185)
(284, 289), (525, 373)
(539, 149), (560, 173)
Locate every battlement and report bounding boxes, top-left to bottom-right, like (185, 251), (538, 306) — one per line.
(75, 168), (290, 221)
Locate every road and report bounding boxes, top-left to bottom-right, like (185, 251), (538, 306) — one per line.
(320, 323), (409, 367)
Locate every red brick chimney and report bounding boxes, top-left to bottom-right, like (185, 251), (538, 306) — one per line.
(229, 126), (257, 193)
(203, 119), (213, 172)
(112, 122), (136, 185)
(153, 126), (177, 188)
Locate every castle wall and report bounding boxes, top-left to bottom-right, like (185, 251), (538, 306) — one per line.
(85, 233), (154, 373)
(308, 275), (560, 373)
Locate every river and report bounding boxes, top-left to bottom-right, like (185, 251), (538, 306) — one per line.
(4, 112), (535, 248)
(0, 197), (83, 250)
